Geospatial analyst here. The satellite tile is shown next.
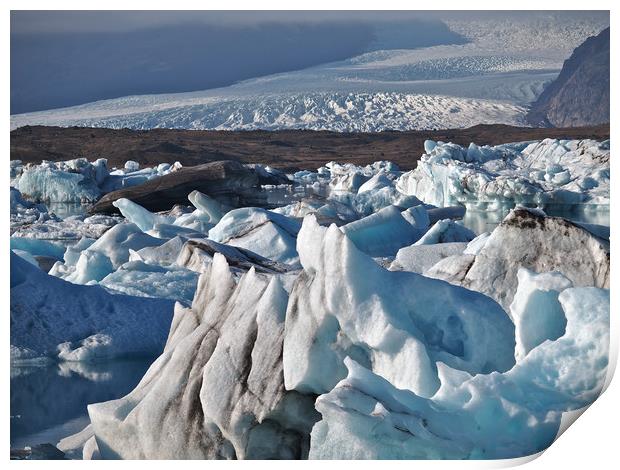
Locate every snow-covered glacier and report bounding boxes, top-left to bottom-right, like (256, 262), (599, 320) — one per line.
(9, 15), (607, 131)
(10, 92), (529, 132)
(10, 136), (610, 460)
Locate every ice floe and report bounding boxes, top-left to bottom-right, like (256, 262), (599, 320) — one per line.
(9, 137), (610, 460)
(426, 208), (609, 310)
(12, 158), (181, 204)
(10, 252), (174, 362)
(397, 138), (610, 219)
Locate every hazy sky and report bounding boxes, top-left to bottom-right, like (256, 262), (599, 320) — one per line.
(11, 10), (608, 34)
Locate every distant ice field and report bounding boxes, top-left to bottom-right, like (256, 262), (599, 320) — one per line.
(10, 16), (608, 132)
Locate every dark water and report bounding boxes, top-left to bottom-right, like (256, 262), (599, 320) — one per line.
(10, 358), (154, 450)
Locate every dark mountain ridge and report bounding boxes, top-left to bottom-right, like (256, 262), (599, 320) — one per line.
(527, 27), (609, 127)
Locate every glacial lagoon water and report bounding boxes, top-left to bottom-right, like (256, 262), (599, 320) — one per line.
(10, 359), (154, 451)
(461, 205), (610, 235)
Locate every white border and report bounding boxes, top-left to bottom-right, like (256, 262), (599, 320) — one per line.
(3, 2), (617, 468)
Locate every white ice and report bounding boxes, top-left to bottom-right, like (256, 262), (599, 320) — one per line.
(85, 255), (318, 459)
(309, 283), (609, 459)
(414, 218), (476, 245)
(396, 139), (610, 217)
(208, 207), (301, 265)
(391, 242), (468, 273)
(340, 205), (426, 257)
(11, 252), (174, 362)
(283, 215), (515, 398)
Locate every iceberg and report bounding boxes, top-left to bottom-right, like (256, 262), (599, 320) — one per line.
(12, 157), (181, 204)
(130, 236), (188, 266)
(10, 252), (174, 362)
(15, 164), (102, 203)
(414, 218), (476, 245)
(310, 284), (609, 460)
(426, 208), (609, 309)
(86, 255), (319, 459)
(396, 139), (610, 218)
(330, 186), (422, 218)
(357, 173), (393, 194)
(52, 222), (166, 284)
(283, 215), (515, 398)
(273, 198), (358, 226)
(340, 205), (426, 257)
(173, 189), (225, 231)
(391, 242), (468, 273)
(112, 198), (173, 232)
(329, 171), (369, 193)
(208, 208), (301, 265)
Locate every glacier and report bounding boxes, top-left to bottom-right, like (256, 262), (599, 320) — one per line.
(10, 15), (607, 132)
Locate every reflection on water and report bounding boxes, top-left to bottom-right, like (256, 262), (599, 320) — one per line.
(261, 183), (330, 209)
(461, 204), (610, 236)
(10, 358), (154, 450)
(47, 203), (91, 219)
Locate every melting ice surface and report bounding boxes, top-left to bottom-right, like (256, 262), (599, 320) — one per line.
(9, 137), (610, 459)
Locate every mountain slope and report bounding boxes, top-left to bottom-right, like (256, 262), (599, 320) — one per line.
(527, 27), (609, 127)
